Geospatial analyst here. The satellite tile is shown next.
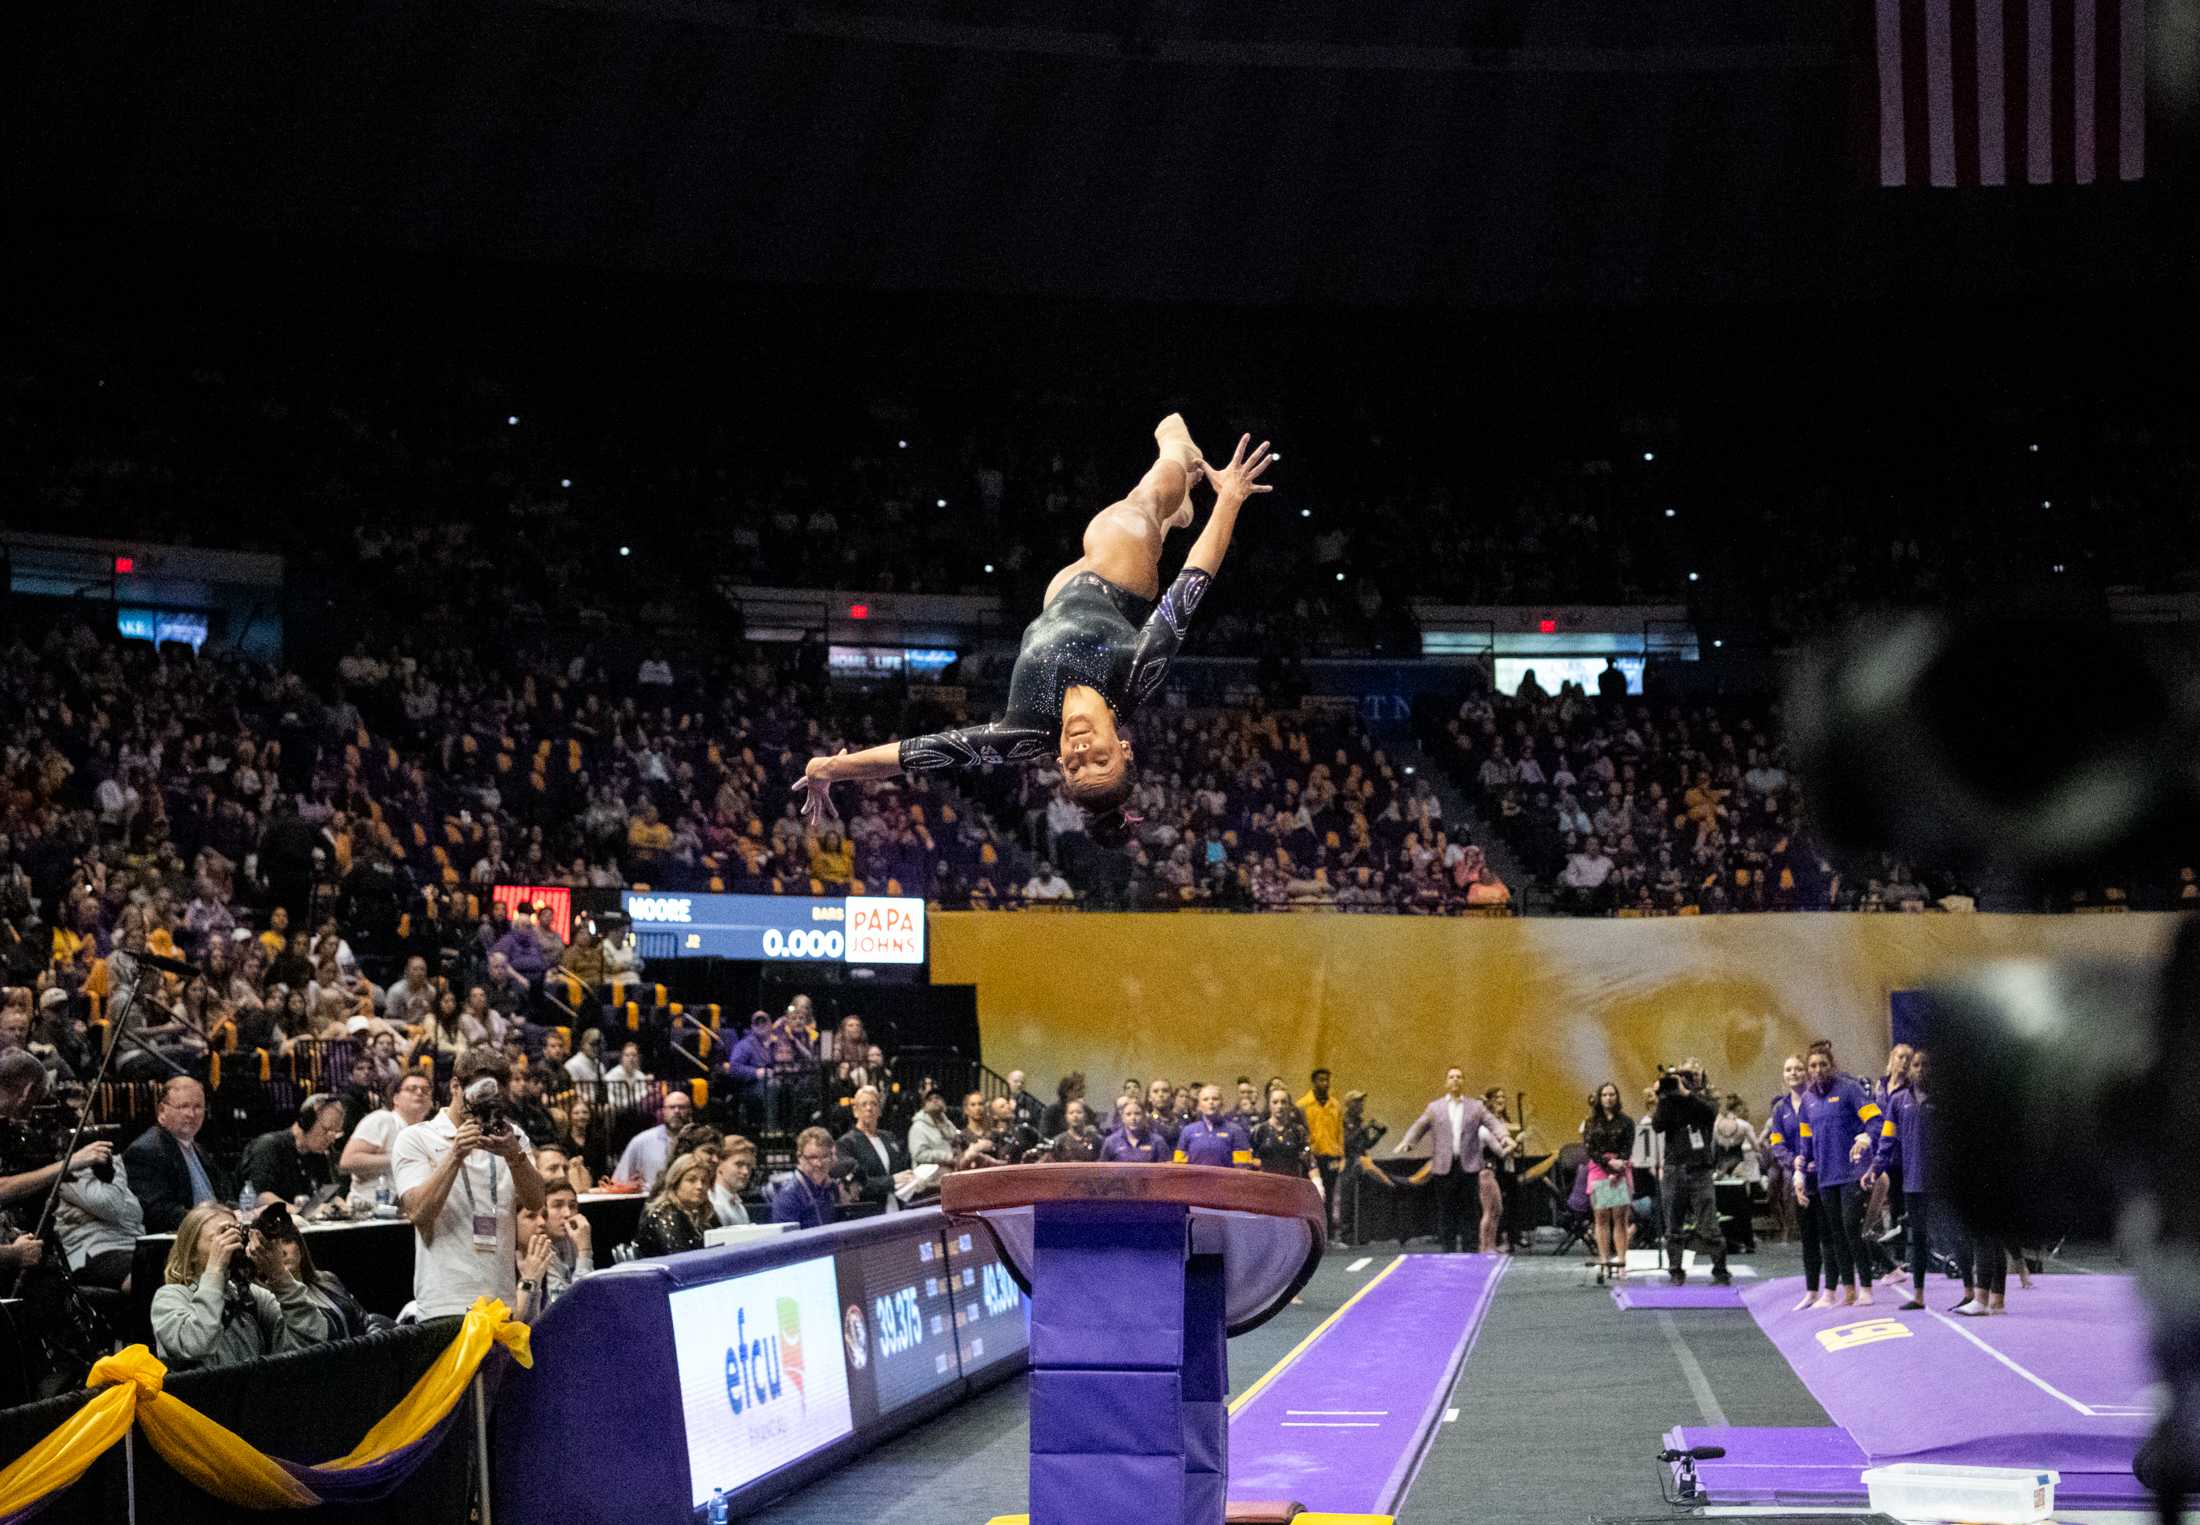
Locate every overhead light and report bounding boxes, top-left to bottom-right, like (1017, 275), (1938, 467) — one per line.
(983, 563), (995, 574)
(2042, 500), (2052, 509)
(560, 478), (572, 489)
(898, 439), (908, 449)
(1300, 509), (1311, 518)
(1642, 451), (1655, 462)
(936, 498), (947, 508)
(506, 415), (519, 426)
(1713, 639), (1724, 649)
(1664, 508), (1676, 519)
(1335, 572), (1345, 582)
(1688, 571), (1700, 582)
(1404, 766), (1416, 775)
(2029, 443), (2040, 453)
(619, 546), (631, 557)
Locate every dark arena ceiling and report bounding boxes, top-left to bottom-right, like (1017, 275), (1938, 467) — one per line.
(12, 0), (2193, 310)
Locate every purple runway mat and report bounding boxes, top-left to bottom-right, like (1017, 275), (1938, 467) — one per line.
(1686, 1274), (2153, 1505)
(1612, 1283), (1745, 1310)
(1228, 1254), (1506, 1516)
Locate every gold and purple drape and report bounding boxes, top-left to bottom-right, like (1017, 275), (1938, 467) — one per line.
(0, 1296), (530, 1521)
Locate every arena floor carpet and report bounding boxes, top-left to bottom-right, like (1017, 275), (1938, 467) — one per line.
(751, 1243), (2143, 1525)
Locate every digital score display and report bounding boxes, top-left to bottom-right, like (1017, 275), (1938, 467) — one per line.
(834, 1233), (959, 1428)
(944, 1226), (1029, 1378)
(623, 892), (925, 965)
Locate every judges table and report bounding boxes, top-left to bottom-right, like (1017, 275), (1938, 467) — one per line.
(127, 1192), (644, 1335)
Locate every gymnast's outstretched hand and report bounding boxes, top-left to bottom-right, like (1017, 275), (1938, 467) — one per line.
(793, 750), (846, 827)
(1205, 434), (1275, 503)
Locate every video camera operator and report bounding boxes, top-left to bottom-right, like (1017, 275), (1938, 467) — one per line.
(0, 1051), (116, 1280)
(392, 1048), (545, 1319)
(1651, 1058), (1732, 1287)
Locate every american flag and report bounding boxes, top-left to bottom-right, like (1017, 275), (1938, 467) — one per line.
(1871, 0), (2145, 186)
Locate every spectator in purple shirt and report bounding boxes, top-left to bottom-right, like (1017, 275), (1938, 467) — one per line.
(769, 1127), (850, 1230)
(491, 912), (554, 983)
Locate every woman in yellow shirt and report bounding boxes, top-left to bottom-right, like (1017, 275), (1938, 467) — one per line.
(808, 830), (855, 891)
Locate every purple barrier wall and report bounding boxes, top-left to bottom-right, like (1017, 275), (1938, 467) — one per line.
(491, 1207), (1028, 1525)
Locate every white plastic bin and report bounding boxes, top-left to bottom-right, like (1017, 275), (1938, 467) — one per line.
(1860, 1462), (2058, 1524)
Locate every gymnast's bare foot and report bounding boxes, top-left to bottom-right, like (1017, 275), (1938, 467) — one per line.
(1155, 414), (1202, 528)
(1156, 412), (1202, 469)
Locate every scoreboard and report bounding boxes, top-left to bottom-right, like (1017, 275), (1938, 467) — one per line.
(622, 892), (925, 965)
(943, 1225), (1029, 1378)
(835, 1233), (960, 1429)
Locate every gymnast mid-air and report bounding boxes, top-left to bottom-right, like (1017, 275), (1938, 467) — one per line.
(794, 415), (1274, 843)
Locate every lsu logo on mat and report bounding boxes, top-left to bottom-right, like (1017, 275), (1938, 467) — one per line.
(1817, 1318), (1913, 1353)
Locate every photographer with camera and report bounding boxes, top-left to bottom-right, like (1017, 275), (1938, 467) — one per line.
(1652, 1059), (1732, 1287)
(0, 1051), (115, 1242)
(150, 1202), (331, 1371)
(391, 1048), (546, 1320)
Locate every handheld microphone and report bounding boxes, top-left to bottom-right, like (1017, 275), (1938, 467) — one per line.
(1656, 1445), (1727, 1462)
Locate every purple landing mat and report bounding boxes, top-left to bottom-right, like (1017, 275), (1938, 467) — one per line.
(1731, 1274), (2150, 1489)
(1664, 1426), (2154, 1509)
(1665, 1426), (1872, 1504)
(1612, 1284), (1745, 1310)
(1228, 1254), (1506, 1517)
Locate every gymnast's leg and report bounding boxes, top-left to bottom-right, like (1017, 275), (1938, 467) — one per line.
(1046, 415), (1203, 605)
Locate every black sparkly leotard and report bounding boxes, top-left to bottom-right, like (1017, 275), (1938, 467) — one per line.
(897, 568), (1211, 773)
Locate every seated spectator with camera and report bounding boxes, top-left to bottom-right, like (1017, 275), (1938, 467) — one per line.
(392, 1049), (546, 1320)
(151, 1202), (331, 1371)
(261, 1206), (384, 1342)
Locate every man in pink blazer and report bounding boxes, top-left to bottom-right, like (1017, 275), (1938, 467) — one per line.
(1398, 1066), (1506, 1253)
